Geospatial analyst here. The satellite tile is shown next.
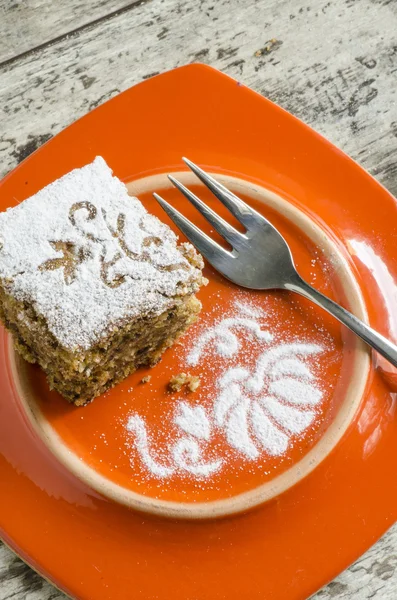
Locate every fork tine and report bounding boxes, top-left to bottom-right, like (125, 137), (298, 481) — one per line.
(182, 157), (255, 228)
(168, 175), (245, 249)
(153, 193), (232, 270)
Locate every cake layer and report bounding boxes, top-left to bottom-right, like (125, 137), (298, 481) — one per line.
(0, 286), (200, 404)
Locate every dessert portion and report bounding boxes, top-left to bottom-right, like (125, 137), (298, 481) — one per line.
(0, 157), (205, 405)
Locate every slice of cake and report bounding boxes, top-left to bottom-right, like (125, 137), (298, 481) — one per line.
(0, 157), (205, 405)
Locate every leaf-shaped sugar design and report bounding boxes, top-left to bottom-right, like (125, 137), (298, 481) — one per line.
(269, 378), (323, 406)
(224, 396), (259, 460)
(214, 367), (250, 427)
(261, 396), (315, 434)
(214, 383), (243, 428)
(250, 400), (289, 456)
(210, 340), (324, 460)
(219, 367), (251, 388)
(246, 343), (322, 394)
(271, 358), (313, 380)
(174, 402), (211, 440)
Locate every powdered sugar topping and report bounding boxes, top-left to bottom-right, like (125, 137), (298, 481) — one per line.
(0, 157), (202, 350)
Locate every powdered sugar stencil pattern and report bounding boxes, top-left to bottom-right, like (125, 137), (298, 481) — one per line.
(126, 300), (326, 480)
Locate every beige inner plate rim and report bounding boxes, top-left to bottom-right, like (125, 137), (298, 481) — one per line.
(10, 172), (370, 520)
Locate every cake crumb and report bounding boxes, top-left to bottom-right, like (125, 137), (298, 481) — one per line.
(187, 376), (200, 392)
(141, 375), (152, 384)
(168, 372), (201, 393)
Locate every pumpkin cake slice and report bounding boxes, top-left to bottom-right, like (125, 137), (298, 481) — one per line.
(0, 157), (205, 405)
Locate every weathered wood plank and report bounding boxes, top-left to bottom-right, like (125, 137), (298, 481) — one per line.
(312, 526), (397, 599)
(0, 0), (396, 195)
(0, 543), (65, 600)
(0, 0), (396, 598)
(0, 0), (138, 64)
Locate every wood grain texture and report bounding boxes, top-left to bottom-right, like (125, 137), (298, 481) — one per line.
(0, 0), (396, 598)
(0, 0), (137, 64)
(1, 0), (397, 194)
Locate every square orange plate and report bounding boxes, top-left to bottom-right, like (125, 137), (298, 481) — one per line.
(0, 64), (396, 600)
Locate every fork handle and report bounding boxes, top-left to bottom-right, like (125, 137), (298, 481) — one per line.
(285, 276), (397, 368)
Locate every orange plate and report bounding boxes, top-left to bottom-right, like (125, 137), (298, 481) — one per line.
(0, 64), (396, 599)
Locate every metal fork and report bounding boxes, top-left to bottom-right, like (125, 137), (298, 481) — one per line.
(154, 158), (397, 368)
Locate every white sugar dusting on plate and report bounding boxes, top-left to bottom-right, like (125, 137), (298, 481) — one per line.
(0, 157), (202, 350)
(126, 405), (222, 479)
(186, 316), (272, 366)
(125, 299), (330, 481)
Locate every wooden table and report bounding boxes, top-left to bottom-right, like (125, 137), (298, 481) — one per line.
(0, 0), (396, 598)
